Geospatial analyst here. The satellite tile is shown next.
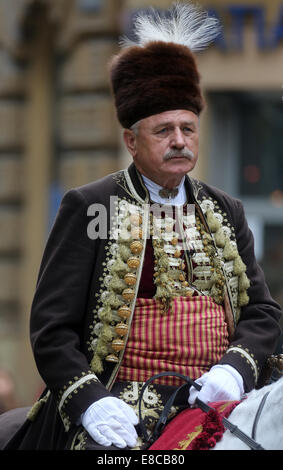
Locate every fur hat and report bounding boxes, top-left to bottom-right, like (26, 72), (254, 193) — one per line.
(109, 3), (220, 129)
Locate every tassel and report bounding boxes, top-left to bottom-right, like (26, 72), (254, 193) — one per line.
(154, 246), (166, 258)
(101, 324), (114, 342)
(119, 245), (132, 261)
(155, 285), (170, 298)
(238, 272), (250, 291)
(104, 292), (122, 309)
(172, 269), (183, 281)
(206, 209), (221, 233)
(111, 257), (130, 275)
(233, 255), (247, 276)
(214, 228), (226, 248)
(98, 305), (113, 323)
(160, 272), (169, 284)
(238, 291), (249, 307)
(108, 275), (126, 293)
(95, 338), (109, 358)
(223, 241), (238, 260)
(158, 254), (170, 269)
(91, 354), (104, 374)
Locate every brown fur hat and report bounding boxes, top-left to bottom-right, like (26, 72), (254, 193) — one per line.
(109, 40), (205, 129)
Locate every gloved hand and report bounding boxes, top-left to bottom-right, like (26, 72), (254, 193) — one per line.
(81, 396), (139, 448)
(188, 364), (244, 406)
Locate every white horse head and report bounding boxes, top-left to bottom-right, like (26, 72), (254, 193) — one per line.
(213, 376), (283, 450)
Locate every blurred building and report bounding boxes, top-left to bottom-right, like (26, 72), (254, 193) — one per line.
(0, 0), (282, 405)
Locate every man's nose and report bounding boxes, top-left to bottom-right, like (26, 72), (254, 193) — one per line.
(170, 128), (185, 148)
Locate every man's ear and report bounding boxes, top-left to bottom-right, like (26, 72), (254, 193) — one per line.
(123, 129), (137, 157)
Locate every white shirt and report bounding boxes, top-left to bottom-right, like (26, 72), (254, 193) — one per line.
(141, 175), (187, 205)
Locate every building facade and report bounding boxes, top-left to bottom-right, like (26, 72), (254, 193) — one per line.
(0, 0), (282, 405)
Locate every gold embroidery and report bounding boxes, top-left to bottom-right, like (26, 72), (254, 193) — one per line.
(71, 429), (88, 450)
(226, 344), (259, 381)
(174, 425), (203, 450)
(89, 186), (251, 375)
(90, 199), (147, 375)
(198, 197), (250, 322)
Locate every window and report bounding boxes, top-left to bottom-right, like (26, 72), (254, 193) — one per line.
(206, 91), (283, 315)
(261, 224), (283, 308)
(238, 93), (283, 198)
(78, 0), (102, 13)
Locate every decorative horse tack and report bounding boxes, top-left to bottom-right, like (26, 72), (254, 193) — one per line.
(137, 369), (283, 451)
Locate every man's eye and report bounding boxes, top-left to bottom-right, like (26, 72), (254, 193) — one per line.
(183, 127), (193, 134)
(157, 128), (168, 134)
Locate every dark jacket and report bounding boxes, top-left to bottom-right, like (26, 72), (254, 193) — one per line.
(5, 163), (281, 449)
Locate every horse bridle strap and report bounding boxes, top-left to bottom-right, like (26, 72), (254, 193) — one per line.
(138, 372), (201, 444)
(195, 394), (268, 451)
(138, 371), (268, 451)
(251, 391), (270, 441)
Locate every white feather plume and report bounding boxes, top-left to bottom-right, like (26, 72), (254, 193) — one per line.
(120, 2), (221, 52)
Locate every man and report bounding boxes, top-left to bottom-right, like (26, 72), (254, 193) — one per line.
(3, 3), (281, 450)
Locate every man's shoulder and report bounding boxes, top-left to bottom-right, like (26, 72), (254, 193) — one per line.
(65, 169), (125, 203)
(191, 177), (243, 209)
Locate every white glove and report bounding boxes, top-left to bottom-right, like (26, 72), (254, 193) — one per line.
(188, 364), (244, 406)
(81, 396), (139, 448)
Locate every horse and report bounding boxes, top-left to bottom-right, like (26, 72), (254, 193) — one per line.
(213, 374), (283, 450)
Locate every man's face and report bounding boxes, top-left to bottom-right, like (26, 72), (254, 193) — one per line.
(123, 109), (199, 188)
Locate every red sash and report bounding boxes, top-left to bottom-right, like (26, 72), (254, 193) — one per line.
(117, 296), (229, 386)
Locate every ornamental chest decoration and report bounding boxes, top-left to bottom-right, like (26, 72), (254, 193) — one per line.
(89, 193), (250, 377)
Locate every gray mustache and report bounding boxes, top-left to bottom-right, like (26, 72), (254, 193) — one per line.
(163, 149), (195, 161)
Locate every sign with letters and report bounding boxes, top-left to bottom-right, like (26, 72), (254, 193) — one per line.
(208, 4), (283, 50)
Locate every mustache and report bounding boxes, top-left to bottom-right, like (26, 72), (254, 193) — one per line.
(163, 149), (195, 161)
